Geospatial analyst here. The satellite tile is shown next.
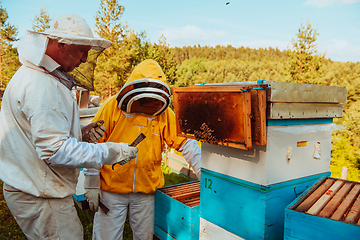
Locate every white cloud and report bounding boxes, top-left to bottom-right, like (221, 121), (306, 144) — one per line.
(319, 39), (360, 62)
(304, 0), (360, 8)
(160, 25), (227, 43)
(235, 39), (360, 62)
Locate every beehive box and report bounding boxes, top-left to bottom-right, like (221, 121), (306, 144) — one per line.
(267, 81), (347, 119)
(172, 81), (347, 151)
(285, 177), (360, 239)
(155, 181), (200, 240)
(200, 168), (330, 240)
(200, 120), (335, 186)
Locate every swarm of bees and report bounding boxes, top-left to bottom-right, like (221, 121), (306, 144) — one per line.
(194, 123), (219, 144)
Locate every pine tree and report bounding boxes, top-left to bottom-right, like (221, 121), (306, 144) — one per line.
(32, 6), (52, 32)
(93, 0), (134, 98)
(145, 35), (178, 86)
(286, 19), (325, 84)
(0, 3), (19, 95)
(93, 0), (175, 98)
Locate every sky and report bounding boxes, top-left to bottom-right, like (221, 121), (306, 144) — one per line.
(2, 0), (360, 63)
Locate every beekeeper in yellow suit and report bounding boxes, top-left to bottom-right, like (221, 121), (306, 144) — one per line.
(84, 59), (201, 240)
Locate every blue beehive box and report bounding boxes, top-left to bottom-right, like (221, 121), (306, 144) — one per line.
(155, 181), (200, 240)
(284, 176), (360, 239)
(200, 168), (330, 240)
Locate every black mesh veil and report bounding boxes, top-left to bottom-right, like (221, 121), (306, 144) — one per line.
(69, 49), (104, 91)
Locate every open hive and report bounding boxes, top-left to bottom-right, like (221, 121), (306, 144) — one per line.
(292, 177), (360, 225)
(155, 181), (201, 239)
(158, 181), (200, 207)
(172, 83), (267, 150)
(172, 81), (347, 151)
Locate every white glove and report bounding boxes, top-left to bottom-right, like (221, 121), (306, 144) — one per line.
(179, 139), (201, 180)
(81, 120), (106, 143)
(84, 174), (101, 212)
(104, 142), (138, 165)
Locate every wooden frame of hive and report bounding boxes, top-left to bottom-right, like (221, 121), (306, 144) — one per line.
(172, 84), (267, 150)
(285, 176), (360, 239)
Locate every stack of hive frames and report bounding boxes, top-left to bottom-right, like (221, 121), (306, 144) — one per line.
(154, 181), (201, 240)
(158, 181), (200, 207)
(285, 177), (360, 240)
(294, 177), (360, 224)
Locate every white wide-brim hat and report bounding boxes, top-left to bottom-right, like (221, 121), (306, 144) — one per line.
(29, 12), (112, 50)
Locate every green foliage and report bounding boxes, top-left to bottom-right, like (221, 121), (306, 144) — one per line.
(331, 100), (360, 181)
(286, 19), (325, 84)
(0, 8), (360, 240)
(0, 3), (19, 91)
(95, 0), (127, 44)
(171, 45), (288, 65)
(32, 6), (52, 32)
(75, 203), (95, 240)
(93, 0), (150, 99)
(0, 4), (18, 42)
(0, 44), (20, 90)
(161, 162), (190, 186)
(330, 134), (360, 182)
(174, 58), (287, 87)
(145, 35), (178, 86)
(93, 0), (128, 98)
(92, 0), (179, 99)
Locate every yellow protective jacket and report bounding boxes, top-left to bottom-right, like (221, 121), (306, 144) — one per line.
(93, 60), (187, 194)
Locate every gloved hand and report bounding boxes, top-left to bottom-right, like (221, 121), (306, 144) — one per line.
(81, 120), (106, 143)
(103, 142), (138, 165)
(84, 174), (101, 212)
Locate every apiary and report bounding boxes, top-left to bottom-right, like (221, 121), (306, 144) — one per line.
(158, 80), (348, 240)
(155, 181), (200, 240)
(285, 177), (360, 239)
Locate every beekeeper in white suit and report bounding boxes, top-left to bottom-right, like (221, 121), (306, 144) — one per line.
(0, 13), (137, 239)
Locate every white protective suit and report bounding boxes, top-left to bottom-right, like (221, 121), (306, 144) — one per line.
(0, 13), (136, 240)
(0, 31), (113, 198)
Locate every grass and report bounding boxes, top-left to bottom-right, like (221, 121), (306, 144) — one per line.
(0, 163), (191, 239)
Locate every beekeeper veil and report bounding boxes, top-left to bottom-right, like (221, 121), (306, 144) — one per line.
(19, 12), (112, 90)
(116, 59), (171, 117)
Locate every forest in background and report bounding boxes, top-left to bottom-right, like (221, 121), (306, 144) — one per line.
(0, 0), (359, 181)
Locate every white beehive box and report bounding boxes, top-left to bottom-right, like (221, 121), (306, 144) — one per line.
(201, 123), (340, 186)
